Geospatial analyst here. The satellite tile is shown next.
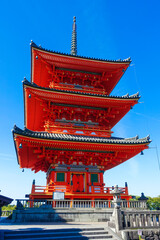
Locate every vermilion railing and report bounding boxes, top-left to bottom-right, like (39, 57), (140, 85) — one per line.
(90, 186), (126, 194)
(32, 185), (127, 195)
(49, 83), (106, 95)
(44, 122), (111, 137)
(34, 185), (70, 193)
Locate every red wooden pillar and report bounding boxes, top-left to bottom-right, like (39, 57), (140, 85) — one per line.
(51, 171), (55, 182)
(85, 168), (89, 193)
(29, 198), (34, 208)
(91, 184), (94, 194)
(48, 167), (56, 186)
(70, 197), (73, 208)
(91, 198), (95, 208)
(79, 174), (84, 192)
(100, 171), (104, 185)
(108, 199), (111, 208)
(67, 167), (71, 192)
(52, 200), (56, 208)
(100, 170), (104, 193)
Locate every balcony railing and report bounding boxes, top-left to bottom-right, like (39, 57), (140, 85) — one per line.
(34, 185), (70, 193)
(32, 185), (127, 195)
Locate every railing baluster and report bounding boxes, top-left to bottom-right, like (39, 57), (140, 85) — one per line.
(153, 214), (157, 226)
(14, 198), (160, 214)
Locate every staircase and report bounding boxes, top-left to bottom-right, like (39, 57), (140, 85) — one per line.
(1, 227), (117, 240)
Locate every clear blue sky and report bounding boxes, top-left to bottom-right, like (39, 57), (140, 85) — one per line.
(0, 0), (160, 200)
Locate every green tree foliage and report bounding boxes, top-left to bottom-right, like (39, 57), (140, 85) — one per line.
(128, 195), (160, 210)
(147, 196), (160, 210)
(2, 204), (16, 211)
(130, 196), (140, 201)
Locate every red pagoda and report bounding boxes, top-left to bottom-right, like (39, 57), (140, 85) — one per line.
(13, 17), (150, 202)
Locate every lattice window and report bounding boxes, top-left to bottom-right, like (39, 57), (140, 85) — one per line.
(56, 172), (65, 182)
(91, 173), (98, 183)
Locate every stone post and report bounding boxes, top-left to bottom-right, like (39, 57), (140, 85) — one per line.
(138, 193), (148, 209)
(107, 185), (123, 232)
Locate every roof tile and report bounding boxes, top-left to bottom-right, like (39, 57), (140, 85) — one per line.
(13, 125), (151, 145)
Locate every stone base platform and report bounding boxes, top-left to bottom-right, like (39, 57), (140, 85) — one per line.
(12, 207), (113, 223)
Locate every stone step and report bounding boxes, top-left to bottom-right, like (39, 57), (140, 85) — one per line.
(4, 227), (105, 235)
(4, 228), (113, 240)
(5, 230), (110, 239)
(5, 235), (113, 240)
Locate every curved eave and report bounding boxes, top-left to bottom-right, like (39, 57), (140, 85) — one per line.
(12, 129), (21, 166)
(23, 80), (140, 101)
(13, 126), (150, 172)
(13, 126), (151, 146)
(31, 41), (131, 65)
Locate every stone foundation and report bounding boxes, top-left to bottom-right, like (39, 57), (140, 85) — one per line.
(12, 207), (113, 222)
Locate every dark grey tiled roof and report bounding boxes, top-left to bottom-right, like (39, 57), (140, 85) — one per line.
(0, 195), (13, 207)
(30, 40), (132, 63)
(13, 125), (150, 145)
(23, 79), (140, 100)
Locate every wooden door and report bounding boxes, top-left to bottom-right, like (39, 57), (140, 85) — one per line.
(72, 174), (84, 192)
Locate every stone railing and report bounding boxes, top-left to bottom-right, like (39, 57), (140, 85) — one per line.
(123, 210), (160, 229)
(105, 186), (160, 238)
(121, 200), (147, 209)
(15, 199), (148, 209)
(1, 210), (12, 217)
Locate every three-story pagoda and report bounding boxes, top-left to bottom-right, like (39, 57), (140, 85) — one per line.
(13, 17), (150, 201)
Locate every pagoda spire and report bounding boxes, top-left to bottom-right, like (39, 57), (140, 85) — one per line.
(71, 16), (77, 56)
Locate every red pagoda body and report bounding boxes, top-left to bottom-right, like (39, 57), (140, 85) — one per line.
(13, 18), (150, 202)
